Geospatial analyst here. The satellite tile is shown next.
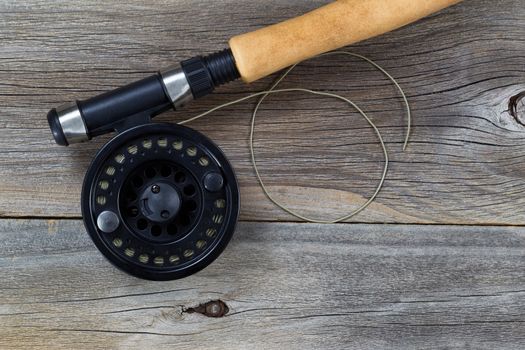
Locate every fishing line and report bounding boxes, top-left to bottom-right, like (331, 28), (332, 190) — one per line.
(179, 51), (411, 224)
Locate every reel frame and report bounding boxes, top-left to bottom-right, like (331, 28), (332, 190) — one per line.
(82, 123), (239, 281)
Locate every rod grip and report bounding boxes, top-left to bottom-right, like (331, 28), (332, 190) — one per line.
(229, 0), (462, 83)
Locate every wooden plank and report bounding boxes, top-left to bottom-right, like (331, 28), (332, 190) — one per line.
(1, 219), (525, 349)
(1, 0), (525, 224)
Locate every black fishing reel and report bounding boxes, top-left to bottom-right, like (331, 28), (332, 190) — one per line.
(47, 50), (241, 280)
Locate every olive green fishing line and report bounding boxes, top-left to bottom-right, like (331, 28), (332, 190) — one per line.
(179, 51), (411, 223)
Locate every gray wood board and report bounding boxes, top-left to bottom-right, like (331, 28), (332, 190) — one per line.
(1, 0), (525, 224)
(1, 219), (525, 349)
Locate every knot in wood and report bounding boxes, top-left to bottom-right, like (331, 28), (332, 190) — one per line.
(185, 300), (229, 318)
(509, 91), (525, 126)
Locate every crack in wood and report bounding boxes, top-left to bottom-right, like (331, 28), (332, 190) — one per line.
(50, 288), (196, 304)
(41, 328), (200, 337)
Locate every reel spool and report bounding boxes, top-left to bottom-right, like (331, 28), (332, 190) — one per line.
(82, 124), (238, 280)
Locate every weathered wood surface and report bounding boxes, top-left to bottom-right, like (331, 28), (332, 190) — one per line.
(1, 219), (525, 349)
(1, 0), (524, 224)
(2, 1), (525, 349)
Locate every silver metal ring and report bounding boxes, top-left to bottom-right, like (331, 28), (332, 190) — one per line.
(160, 66), (194, 109)
(56, 102), (89, 145)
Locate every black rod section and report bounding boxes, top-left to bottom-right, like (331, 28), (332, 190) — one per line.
(47, 48), (240, 146)
(79, 74), (169, 131)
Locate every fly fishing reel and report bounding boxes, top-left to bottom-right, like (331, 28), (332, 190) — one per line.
(82, 124), (239, 280)
(47, 50), (241, 280)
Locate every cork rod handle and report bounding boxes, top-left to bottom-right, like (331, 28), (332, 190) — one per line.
(229, 0), (462, 83)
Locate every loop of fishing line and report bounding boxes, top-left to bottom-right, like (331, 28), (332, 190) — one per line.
(179, 51), (411, 223)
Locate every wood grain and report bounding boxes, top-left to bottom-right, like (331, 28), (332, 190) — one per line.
(1, 219), (524, 349)
(0, 0), (524, 224)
